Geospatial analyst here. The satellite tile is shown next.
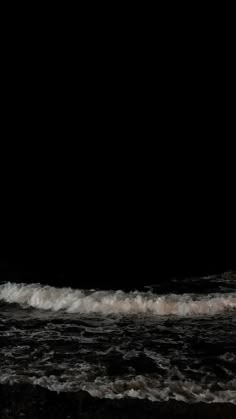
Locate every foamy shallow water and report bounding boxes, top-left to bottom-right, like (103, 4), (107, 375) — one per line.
(0, 274), (236, 403)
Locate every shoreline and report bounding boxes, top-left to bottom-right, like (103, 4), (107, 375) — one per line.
(0, 383), (236, 418)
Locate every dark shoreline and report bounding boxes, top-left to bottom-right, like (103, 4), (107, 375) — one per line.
(0, 384), (235, 419)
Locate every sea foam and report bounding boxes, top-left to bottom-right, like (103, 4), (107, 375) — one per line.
(1, 282), (236, 316)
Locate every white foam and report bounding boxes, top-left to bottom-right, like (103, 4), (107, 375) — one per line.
(1, 282), (236, 316)
(1, 370), (236, 403)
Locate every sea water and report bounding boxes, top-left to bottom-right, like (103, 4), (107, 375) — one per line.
(0, 273), (236, 403)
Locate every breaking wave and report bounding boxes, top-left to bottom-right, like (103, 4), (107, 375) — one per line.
(1, 282), (236, 316)
(1, 370), (236, 403)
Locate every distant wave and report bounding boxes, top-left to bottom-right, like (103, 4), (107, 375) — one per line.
(1, 282), (236, 316)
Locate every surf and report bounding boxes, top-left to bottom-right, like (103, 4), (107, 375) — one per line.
(1, 282), (236, 316)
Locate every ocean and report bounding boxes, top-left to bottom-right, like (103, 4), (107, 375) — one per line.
(0, 272), (236, 405)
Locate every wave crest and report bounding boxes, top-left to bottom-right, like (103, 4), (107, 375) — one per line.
(1, 282), (236, 316)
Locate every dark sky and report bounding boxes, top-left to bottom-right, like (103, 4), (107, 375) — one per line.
(1, 140), (235, 290)
(1, 9), (234, 290)
(1, 188), (235, 289)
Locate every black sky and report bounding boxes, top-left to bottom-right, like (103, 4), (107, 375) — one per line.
(1, 161), (235, 290)
(1, 20), (235, 289)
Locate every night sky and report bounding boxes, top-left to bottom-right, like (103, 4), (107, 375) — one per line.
(1, 191), (235, 289)
(1, 143), (235, 290)
(1, 0), (235, 292)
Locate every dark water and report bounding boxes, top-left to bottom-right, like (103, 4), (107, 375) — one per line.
(0, 273), (236, 403)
